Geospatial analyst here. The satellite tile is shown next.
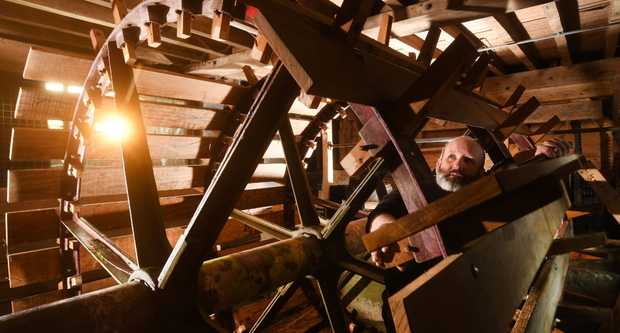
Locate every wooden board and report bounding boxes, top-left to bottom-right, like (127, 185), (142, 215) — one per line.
(5, 184), (288, 255)
(7, 166), (207, 203)
(7, 164), (287, 203)
(10, 128), (209, 160)
(6, 208), (285, 289)
(22, 46), (250, 104)
(525, 100), (603, 124)
(389, 197), (568, 333)
(481, 57), (620, 104)
(14, 86), (224, 130)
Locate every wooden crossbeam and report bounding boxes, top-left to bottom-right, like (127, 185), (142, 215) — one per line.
(481, 58), (620, 104)
(10, 128), (210, 161)
(389, 195), (569, 333)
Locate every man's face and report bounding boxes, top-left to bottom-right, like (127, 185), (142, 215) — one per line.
(435, 137), (484, 192)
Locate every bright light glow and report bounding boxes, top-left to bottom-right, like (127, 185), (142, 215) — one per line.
(67, 85), (83, 94)
(103, 90), (115, 97)
(47, 119), (65, 129)
(94, 115), (130, 141)
(45, 82), (65, 92)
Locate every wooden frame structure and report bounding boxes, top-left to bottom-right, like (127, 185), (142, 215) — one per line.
(1, 0), (620, 332)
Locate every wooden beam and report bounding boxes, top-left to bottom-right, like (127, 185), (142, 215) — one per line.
(523, 100), (604, 124)
(9, 128), (210, 161)
(398, 33), (442, 60)
(442, 23), (506, 75)
(542, 2), (571, 65)
(416, 26), (441, 67)
(279, 118), (320, 227)
(547, 232), (607, 256)
(247, 0), (424, 105)
(491, 13), (544, 69)
(377, 13), (393, 46)
(577, 165), (620, 223)
(157, 62), (300, 289)
(389, 196), (569, 333)
(363, 155), (581, 252)
(607, 0), (620, 58)
(481, 58), (620, 104)
(361, 0), (550, 38)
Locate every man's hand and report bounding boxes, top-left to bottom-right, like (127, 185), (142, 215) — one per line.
(535, 138), (571, 159)
(369, 213), (399, 267)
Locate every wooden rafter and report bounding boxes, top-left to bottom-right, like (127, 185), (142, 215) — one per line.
(491, 12), (545, 69)
(442, 23), (506, 75)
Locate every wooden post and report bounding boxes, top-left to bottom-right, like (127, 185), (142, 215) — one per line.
(106, 42), (172, 268)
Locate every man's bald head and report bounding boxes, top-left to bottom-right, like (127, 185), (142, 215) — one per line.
(435, 136), (485, 192)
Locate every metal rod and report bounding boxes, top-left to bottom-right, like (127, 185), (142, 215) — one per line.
(230, 209), (295, 240)
(478, 22), (620, 52)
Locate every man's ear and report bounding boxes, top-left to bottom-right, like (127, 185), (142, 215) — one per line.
(435, 147), (445, 171)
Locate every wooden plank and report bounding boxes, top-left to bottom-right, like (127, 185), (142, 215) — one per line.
(364, 155), (582, 252)
(5, 183), (288, 254)
(23, 46), (250, 104)
(6, 208), (284, 290)
(441, 23), (505, 75)
(481, 58), (620, 104)
(10, 128), (209, 161)
(577, 166), (620, 224)
(524, 100), (603, 124)
(7, 166), (206, 203)
(248, 0), (424, 105)
(15, 86), (225, 130)
(547, 232), (607, 256)
(389, 197), (568, 333)
(7, 164), (286, 203)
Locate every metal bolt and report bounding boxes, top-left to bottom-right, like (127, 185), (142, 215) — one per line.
(471, 264), (480, 278)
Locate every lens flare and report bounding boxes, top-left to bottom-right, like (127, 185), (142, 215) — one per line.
(94, 115), (130, 141)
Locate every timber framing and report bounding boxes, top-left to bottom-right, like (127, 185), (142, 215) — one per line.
(0, 0), (619, 332)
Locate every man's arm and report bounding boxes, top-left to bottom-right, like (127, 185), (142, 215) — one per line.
(367, 190), (408, 266)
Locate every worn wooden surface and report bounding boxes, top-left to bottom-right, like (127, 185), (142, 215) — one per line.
(389, 196), (568, 333)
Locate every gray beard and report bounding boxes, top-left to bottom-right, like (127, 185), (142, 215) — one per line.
(435, 172), (462, 192)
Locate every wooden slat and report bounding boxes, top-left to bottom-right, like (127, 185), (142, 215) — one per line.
(10, 128), (208, 161)
(6, 166), (206, 203)
(6, 208), (286, 289)
(389, 196), (568, 333)
(15, 86), (225, 130)
(481, 58), (620, 104)
(5, 183), (288, 255)
(524, 100), (603, 124)
(577, 166), (620, 223)
(7, 164), (287, 203)
(23, 46), (249, 104)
